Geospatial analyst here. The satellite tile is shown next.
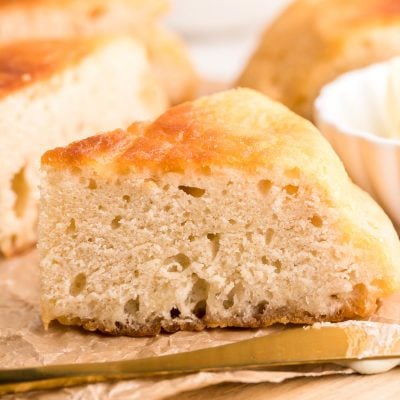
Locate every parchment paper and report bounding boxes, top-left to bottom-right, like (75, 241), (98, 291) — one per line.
(1, 250), (399, 400)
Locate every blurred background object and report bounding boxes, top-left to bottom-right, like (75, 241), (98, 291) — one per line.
(237, 0), (400, 120)
(315, 58), (400, 229)
(165, 0), (293, 84)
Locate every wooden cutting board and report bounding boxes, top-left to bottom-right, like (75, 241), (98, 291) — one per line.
(168, 368), (400, 400)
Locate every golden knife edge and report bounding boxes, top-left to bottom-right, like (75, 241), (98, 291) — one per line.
(1, 355), (400, 396)
(1, 323), (400, 395)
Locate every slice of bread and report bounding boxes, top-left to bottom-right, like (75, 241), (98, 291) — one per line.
(238, 0), (400, 119)
(0, 36), (167, 257)
(0, 0), (197, 104)
(39, 88), (400, 337)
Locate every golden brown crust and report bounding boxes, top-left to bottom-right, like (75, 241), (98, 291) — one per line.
(47, 273), (380, 337)
(53, 294), (377, 337)
(238, 0), (400, 119)
(0, 0), (168, 17)
(0, 37), (109, 99)
(0, 0), (196, 105)
(42, 88), (328, 173)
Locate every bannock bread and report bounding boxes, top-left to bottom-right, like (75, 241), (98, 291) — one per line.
(39, 88), (400, 337)
(238, 0), (400, 119)
(0, 0), (197, 105)
(0, 36), (167, 257)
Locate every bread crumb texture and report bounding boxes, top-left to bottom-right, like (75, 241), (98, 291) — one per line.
(39, 88), (400, 336)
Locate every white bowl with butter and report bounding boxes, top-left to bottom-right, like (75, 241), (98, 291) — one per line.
(315, 58), (400, 229)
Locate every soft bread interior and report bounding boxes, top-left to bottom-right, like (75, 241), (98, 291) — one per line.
(0, 38), (167, 256)
(39, 164), (388, 335)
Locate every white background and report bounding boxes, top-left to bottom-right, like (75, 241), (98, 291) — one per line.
(165, 0), (294, 83)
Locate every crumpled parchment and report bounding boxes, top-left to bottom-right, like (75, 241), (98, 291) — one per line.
(1, 250), (399, 400)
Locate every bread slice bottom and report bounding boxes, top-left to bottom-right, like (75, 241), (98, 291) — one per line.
(39, 166), (394, 336)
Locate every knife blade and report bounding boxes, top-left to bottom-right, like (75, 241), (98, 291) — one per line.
(1, 321), (399, 395)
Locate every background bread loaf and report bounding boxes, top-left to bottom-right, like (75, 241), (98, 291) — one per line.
(238, 0), (400, 119)
(0, 0), (198, 105)
(0, 36), (167, 256)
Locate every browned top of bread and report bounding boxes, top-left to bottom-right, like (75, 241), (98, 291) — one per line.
(0, 37), (115, 99)
(238, 0), (400, 119)
(297, 0), (400, 31)
(42, 88), (338, 174)
(0, 0), (195, 105)
(0, 0), (168, 17)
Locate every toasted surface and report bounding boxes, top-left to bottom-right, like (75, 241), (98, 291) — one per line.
(0, 38), (109, 99)
(0, 0), (168, 20)
(0, 0), (197, 104)
(238, 0), (400, 119)
(40, 89), (400, 336)
(42, 88), (336, 172)
(0, 36), (167, 257)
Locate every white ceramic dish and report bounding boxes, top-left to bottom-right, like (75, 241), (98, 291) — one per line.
(315, 58), (400, 228)
(165, 0), (293, 84)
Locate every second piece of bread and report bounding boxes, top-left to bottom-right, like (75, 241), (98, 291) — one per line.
(0, 0), (197, 105)
(0, 36), (167, 257)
